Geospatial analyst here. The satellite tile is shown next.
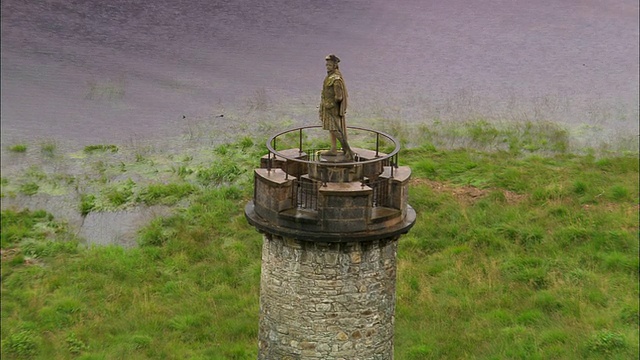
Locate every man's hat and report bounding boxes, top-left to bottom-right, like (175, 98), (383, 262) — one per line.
(325, 54), (340, 63)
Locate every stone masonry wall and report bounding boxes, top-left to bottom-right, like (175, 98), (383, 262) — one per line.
(258, 233), (398, 360)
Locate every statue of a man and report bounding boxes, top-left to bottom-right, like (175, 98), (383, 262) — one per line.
(320, 54), (353, 159)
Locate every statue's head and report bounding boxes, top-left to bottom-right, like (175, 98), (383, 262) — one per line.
(325, 54), (340, 71)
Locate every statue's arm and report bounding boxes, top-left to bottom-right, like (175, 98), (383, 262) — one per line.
(334, 80), (344, 103)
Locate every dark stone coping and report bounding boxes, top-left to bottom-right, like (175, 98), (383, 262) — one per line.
(245, 201), (416, 243)
(318, 182), (372, 196)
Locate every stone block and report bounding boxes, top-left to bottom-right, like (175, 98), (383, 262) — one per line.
(320, 207), (367, 220)
(322, 218), (367, 233)
(336, 332), (349, 341)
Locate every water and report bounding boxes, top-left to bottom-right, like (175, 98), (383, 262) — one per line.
(2, 0), (638, 145)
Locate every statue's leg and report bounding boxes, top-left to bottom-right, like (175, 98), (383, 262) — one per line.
(336, 131), (349, 152)
(330, 132), (338, 153)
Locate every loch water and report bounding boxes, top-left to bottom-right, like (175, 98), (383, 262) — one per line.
(1, 0), (638, 145)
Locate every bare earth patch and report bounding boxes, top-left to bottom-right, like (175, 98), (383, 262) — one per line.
(0, 248), (19, 261)
(410, 179), (527, 204)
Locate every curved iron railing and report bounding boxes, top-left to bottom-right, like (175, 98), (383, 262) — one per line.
(265, 125), (401, 176)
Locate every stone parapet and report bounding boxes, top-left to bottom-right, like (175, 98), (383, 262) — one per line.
(247, 161), (415, 242)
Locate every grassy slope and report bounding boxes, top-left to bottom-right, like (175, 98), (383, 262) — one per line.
(396, 148), (638, 359)
(1, 138), (638, 359)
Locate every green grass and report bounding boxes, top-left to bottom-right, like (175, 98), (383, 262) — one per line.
(79, 194), (97, 216)
(40, 141), (57, 158)
(1, 130), (638, 359)
(8, 144), (27, 153)
(83, 145), (119, 154)
(19, 182), (39, 196)
(137, 183), (196, 205)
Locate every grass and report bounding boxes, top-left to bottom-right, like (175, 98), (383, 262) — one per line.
(394, 148), (638, 359)
(1, 123), (638, 359)
(137, 183), (196, 206)
(8, 144), (27, 153)
(83, 144), (119, 154)
(40, 141), (57, 158)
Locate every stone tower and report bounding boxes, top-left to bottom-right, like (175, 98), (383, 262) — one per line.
(245, 126), (415, 359)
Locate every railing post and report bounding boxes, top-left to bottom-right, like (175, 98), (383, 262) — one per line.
(299, 128), (303, 155)
(390, 158), (395, 178)
(292, 178), (296, 208)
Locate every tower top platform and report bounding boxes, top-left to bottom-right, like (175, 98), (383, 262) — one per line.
(245, 126), (416, 243)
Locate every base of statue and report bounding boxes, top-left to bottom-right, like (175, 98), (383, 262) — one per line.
(319, 151), (352, 163)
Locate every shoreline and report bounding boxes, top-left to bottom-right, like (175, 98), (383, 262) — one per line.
(1, 115), (638, 248)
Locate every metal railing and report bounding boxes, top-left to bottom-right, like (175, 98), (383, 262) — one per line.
(263, 126), (401, 211)
(368, 177), (391, 208)
(265, 125), (401, 183)
(292, 178), (319, 210)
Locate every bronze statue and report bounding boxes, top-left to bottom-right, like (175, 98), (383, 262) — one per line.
(319, 54), (353, 159)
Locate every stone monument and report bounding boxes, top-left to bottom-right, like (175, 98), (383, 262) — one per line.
(319, 54), (353, 160)
(245, 55), (415, 359)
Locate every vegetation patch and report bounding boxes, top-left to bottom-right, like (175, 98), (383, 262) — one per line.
(40, 140), (57, 158)
(83, 144), (119, 154)
(138, 183), (196, 205)
(8, 144), (27, 153)
(0, 126), (637, 359)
